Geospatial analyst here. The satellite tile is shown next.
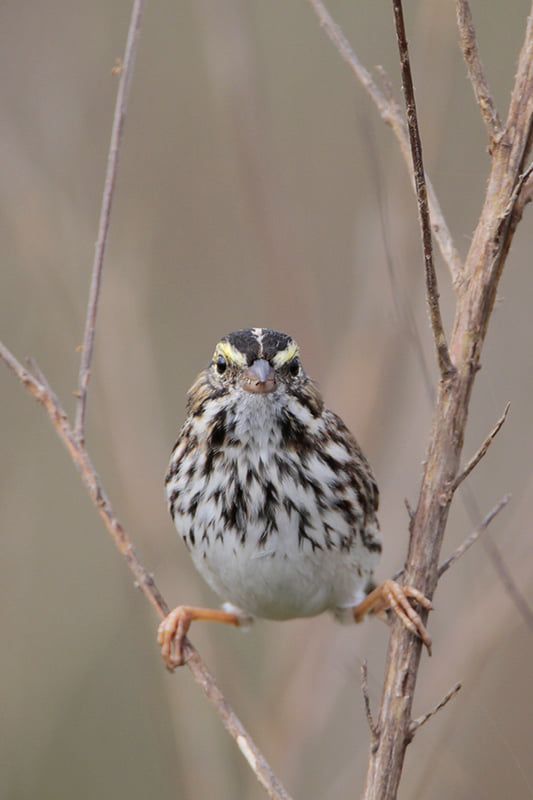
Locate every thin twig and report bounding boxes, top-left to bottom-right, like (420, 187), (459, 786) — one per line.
(452, 402), (510, 492)
(438, 494), (510, 578)
(74, 0), (146, 444)
(306, 0), (463, 288)
(460, 485), (533, 630)
(409, 683), (462, 736)
(0, 342), (292, 800)
(361, 661), (379, 751)
(375, 66), (395, 106)
(513, 161), (533, 220)
(404, 497), (415, 523)
(517, 167), (533, 213)
(391, 0), (455, 380)
(455, 0), (502, 143)
(502, 161), (533, 223)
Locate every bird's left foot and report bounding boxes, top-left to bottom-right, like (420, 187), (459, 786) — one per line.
(353, 579), (433, 654)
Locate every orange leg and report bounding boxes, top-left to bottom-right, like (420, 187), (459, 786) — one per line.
(157, 606), (242, 671)
(353, 579), (433, 654)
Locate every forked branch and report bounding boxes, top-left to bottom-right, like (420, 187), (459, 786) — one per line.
(306, 0), (463, 288)
(361, 1), (532, 797)
(409, 682), (462, 737)
(438, 495), (510, 579)
(452, 403), (510, 493)
(392, 494), (509, 584)
(455, 0), (502, 143)
(391, 0), (454, 380)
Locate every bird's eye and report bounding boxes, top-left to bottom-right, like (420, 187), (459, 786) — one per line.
(289, 358), (300, 377)
(216, 356), (227, 374)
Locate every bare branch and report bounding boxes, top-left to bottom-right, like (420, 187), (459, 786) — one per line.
(375, 65), (395, 106)
(74, 0), (146, 444)
(362, 2), (533, 797)
(26, 356), (49, 388)
(452, 402), (510, 492)
(438, 494), (510, 578)
(461, 484), (533, 632)
(404, 497), (415, 523)
(391, 0), (455, 380)
(518, 168), (533, 207)
(0, 341), (293, 800)
(377, 144), (532, 629)
(3, 4), (296, 796)
(409, 683), (462, 737)
(361, 661), (379, 751)
(503, 160), (533, 216)
(306, 0), (463, 288)
(455, 0), (502, 143)
(513, 161), (533, 219)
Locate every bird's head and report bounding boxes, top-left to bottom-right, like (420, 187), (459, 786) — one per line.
(186, 328), (324, 419)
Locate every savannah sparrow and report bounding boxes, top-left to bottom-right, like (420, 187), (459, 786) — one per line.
(159, 328), (431, 669)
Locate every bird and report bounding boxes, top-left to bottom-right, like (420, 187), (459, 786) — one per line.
(159, 327), (431, 670)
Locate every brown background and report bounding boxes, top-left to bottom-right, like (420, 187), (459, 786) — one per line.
(1, 1), (532, 798)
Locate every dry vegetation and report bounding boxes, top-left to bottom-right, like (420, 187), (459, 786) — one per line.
(1, 1), (532, 799)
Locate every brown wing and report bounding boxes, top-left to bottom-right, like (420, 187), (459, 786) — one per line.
(323, 409), (380, 518)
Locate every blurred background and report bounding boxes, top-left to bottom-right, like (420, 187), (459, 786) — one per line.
(1, 1), (532, 798)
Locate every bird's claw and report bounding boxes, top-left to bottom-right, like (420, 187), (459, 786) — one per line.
(354, 579), (433, 654)
(381, 579), (433, 654)
(157, 606), (191, 671)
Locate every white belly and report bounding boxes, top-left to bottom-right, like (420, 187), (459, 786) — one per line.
(190, 526), (371, 619)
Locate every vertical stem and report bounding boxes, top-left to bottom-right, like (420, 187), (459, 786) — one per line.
(75, 0), (146, 443)
(391, 0), (454, 379)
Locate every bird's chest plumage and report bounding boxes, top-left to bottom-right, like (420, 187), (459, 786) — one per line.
(166, 394), (381, 619)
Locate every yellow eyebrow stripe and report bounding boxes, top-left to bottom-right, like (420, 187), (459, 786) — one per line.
(214, 341), (247, 367)
(272, 342), (299, 367)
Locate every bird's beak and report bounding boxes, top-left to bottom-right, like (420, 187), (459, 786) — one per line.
(242, 359), (277, 394)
